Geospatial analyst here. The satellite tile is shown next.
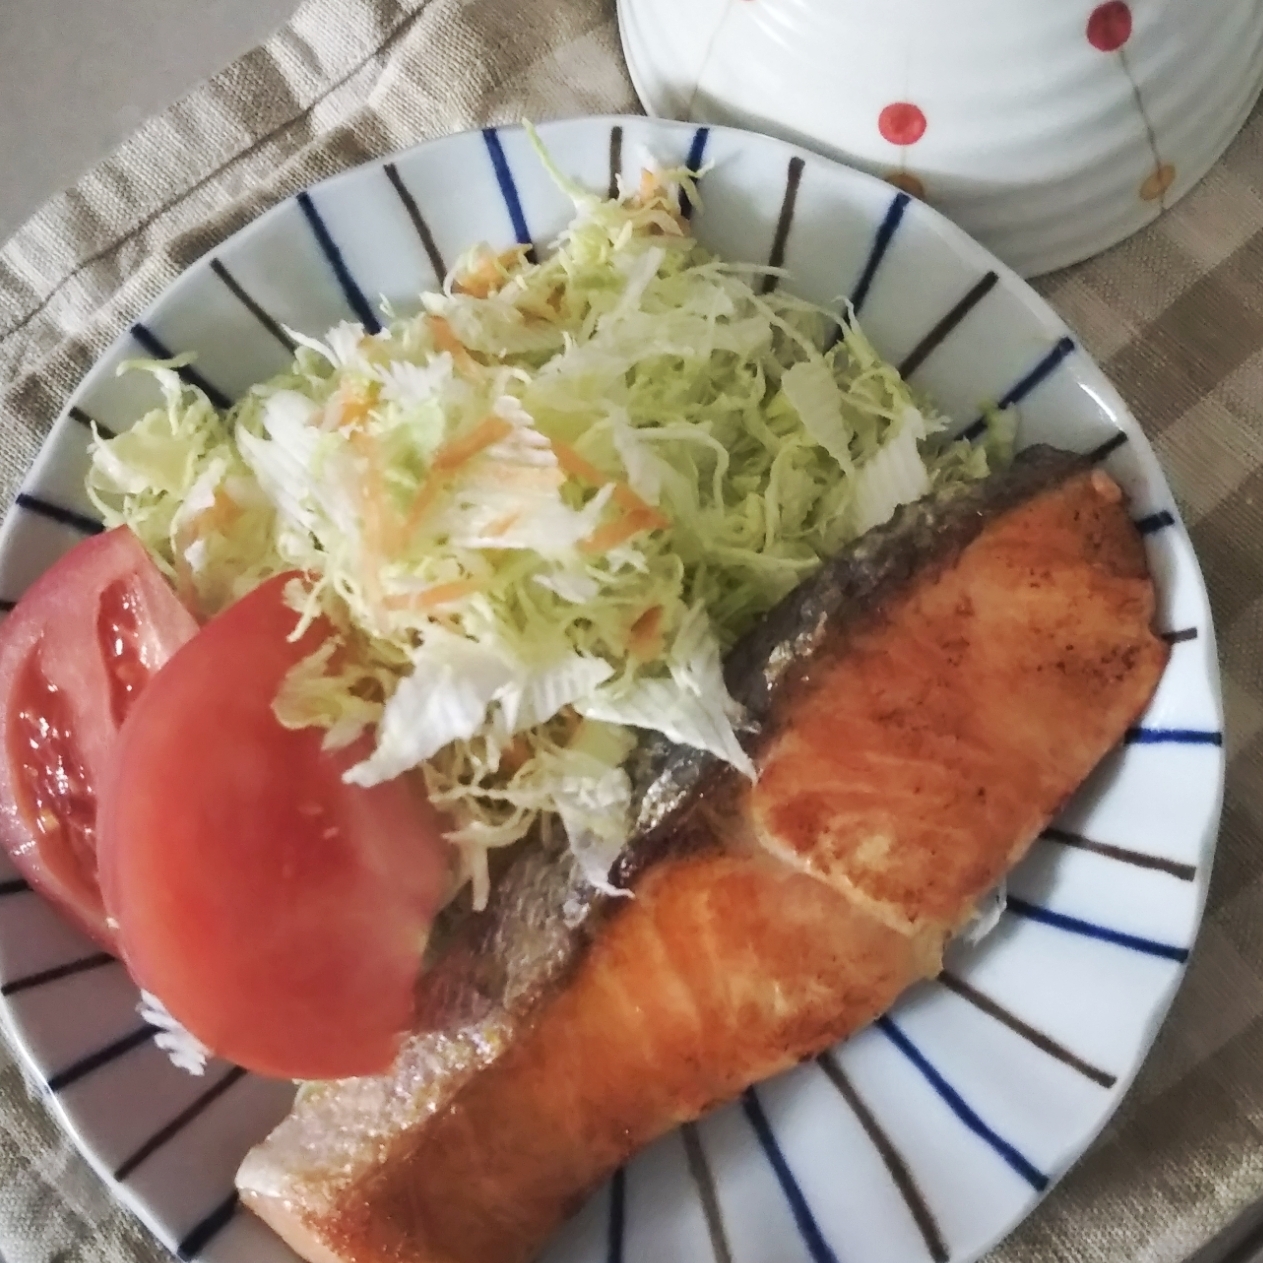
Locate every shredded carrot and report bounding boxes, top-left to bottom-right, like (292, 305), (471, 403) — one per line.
(453, 259), (501, 299)
(552, 440), (609, 488)
(400, 415), (514, 538)
(613, 488), (669, 528)
(552, 440), (670, 526)
(383, 580), (480, 612)
(401, 478), (443, 538)
(426, 315), (478, 373)
(415, 579), (479, 608)
(432, 416), (514, 473)
(626, 604), (665, 661)
(452, 246), (529, 298)
(349, 430), (402, 565)
(171, 491), (242, 612)
(195, 492), (240, 537)
(336, 382), (379, 431)
(480, 511), (523, 539)
(579, 504), (668, 554)
(631, 168), (687, 233)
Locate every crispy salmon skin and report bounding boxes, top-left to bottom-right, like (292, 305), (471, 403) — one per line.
(238, 445), (1168, 1263)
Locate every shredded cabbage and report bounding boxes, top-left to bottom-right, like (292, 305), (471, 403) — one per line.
(86, 131), (1011, 907)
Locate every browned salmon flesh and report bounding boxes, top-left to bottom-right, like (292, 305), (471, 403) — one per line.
(237, 446), (1169, 1263)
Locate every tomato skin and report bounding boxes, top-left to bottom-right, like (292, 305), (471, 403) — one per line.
(0, 528), (197, 948)
(98, 574), (450, 1081)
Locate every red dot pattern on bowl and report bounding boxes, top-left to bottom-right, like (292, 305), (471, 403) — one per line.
(861, 2), (1165, 210)
(878, 103), (927, 146)
(1087, 2), (1133, 52)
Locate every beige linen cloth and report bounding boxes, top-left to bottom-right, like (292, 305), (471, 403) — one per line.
(1, 1), (1262, 1261)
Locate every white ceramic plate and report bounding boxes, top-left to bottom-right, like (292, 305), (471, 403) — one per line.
(0, 117), (1223, 1263)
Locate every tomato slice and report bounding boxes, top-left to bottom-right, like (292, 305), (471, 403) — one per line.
(0, 528), (198, 949)
(98, 574), (449, 1081)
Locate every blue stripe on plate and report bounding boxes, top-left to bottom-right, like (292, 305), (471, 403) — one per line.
(130, 324), (233, 410)
(962, 336), (1077, 440)
(850, 191), (910, 316)
(295, 191), (383, 333)
(15, 492), (103, 536)
(176, 1191), (238, 1261)
(1006, 897), (1190, 962)
(679, 126), (711, 220)
(607, 1166), (626, 1263)
(1125, 727), (1222, 746)
(741, 1087), (839, 1263)
(481, 128), (539, 262)
(685, 125), (711, 172)
(877, 1017), (1049, 1192)
(1136, 510), (1176, 535)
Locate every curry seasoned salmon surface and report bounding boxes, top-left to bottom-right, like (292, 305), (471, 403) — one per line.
(237, 446), (1168, 1263)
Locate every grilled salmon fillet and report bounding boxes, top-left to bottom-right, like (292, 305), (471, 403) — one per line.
(238, 446), (1169, 1263)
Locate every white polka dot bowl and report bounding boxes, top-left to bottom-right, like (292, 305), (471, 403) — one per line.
(617, 0), (1263, 276)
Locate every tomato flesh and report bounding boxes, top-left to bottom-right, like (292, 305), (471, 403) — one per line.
(11, 654), (98, 893)
(0, 528), (198, 948)
(98, 574), (450, 1081)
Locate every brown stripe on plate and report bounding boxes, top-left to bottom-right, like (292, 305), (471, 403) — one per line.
(681, 1121), (734, 1263)
(817, 1050), (949, 1262)
(46, 1024), (156, 1093)
(384, 162), (447, 282)
(938, 973), (1117, 1089)
(115, 1065), (249, 1181)
(608, 125), (624, 202)
(177, 1191), (238, 1261)
(761, 156), (805, 295)
(1, 951), (116, 997)
(209, 259), (296, 354)
(1086, 430), (1130, 464)
(898, 271), (999, 379)
(1042, 826), (1197, 881)
(68, 404), (115, 439)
